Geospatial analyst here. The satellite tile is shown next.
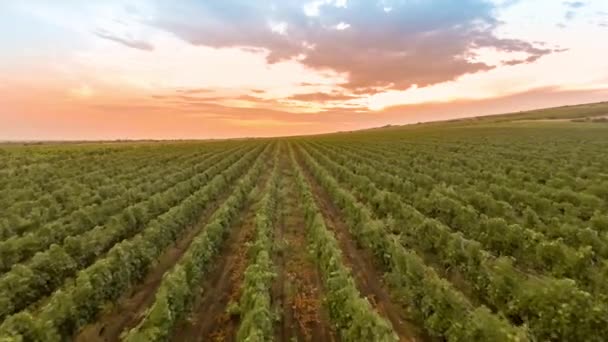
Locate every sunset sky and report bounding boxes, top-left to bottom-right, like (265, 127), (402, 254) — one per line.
(1, 0), (608, 140)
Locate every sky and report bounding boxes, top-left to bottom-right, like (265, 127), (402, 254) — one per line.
(1, 0), (608, 140)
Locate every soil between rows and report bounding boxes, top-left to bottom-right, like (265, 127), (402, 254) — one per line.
(74, 157), (262, 342)
(271, 152), (336, 342)
(170, 163), (272, 342)
(295, 146), (427, 342)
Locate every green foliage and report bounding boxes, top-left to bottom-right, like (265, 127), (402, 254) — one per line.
(289, 146), (399, 342)
(1, 116), (608, 341)
(298, 145), (528, 341)
(236, 148), (280, 342)
(122, 144), (270, 342)
(300, 140), (608, 341)
(0, 144), (269, 341)
(0, 146), (256, 323)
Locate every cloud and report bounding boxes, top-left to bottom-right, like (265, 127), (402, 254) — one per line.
(269, 21), (288, 35)
(148, 0), (553, 93)
(597, 11), (608, 28)
(287, 91), (359, 102)
(148, 91), (288, 112)
(469, 37), (555, 69)
(175, 88), (216, 94)
(562, 1), (586, 21)
(93, 29), (154, 51)
(218, 118), (314, 128)
(565, 10), (576, 21)
(493, 0), (521, 8)
(502, 55), (542, 66)
(334, 22), (350, 30)
(563, 1), (586, 9)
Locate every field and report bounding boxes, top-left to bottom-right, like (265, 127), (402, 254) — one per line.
(1, 103), (608, 341)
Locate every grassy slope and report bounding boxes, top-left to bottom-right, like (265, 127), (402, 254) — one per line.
(317, 101), (608, 139)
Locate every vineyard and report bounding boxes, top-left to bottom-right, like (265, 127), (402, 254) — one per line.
(1, 105), (608, 341)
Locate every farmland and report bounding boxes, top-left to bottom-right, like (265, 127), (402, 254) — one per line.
(1, 103), (608, 341)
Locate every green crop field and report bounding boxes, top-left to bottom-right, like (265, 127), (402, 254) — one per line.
(1, 103), (608, 342)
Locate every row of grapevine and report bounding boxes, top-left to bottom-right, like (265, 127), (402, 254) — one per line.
(337, 140), (608, 282)
(333, 141), (608, 268)
(295, 144), (528, 341)
(0, 146), (163, 219)
(333, 140), (605, 225)
(122, 144), (272, 341)
(324, 141), (562, 235)
(0, 149), (169, 241)
(370, 125), (608, 196)
(0, 146), (138, 210)
(300, 143), (608, 341)
(0, 147), (234, 269)
(289, 144), (399, 342)
(311, 142), (606, 293)
(0, 145), (246, 272)
(0, 145), (258, 322)
(235, 145), (281, 341)
(0, 148), (214, 240)
(0, 144), (268, 341)
(0, 142), (226, 207)
(449, 142), (608, 206)
(346, 141), (607, 225)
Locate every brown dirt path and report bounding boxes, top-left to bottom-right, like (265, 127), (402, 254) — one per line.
(271, 151), (337, 342)
(296, 148), (427, 342)
(74, 180), (247, 342)
(169, 168), (271, 342)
